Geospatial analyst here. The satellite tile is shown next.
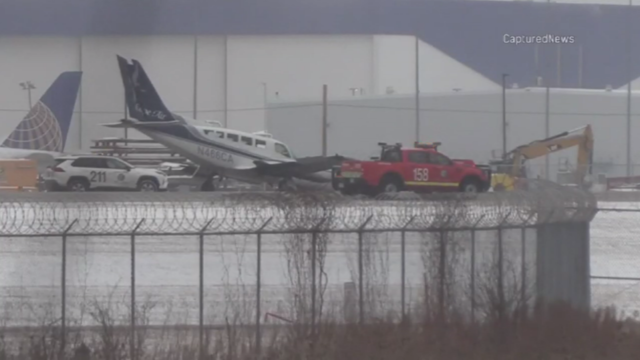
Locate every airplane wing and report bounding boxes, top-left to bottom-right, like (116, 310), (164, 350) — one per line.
(253, 155), (345, 180)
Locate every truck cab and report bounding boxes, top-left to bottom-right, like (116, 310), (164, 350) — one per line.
(333, 142), (492, 196)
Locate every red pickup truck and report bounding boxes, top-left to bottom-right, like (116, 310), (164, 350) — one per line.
(332, 142), (492, 196)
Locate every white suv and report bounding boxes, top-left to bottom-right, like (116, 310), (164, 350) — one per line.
(43, 156), (168, 192)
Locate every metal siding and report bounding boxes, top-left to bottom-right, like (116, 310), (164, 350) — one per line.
(584, 222), (591, 309)
(267, 89), (640, 179)
(536, 223), (591, 310)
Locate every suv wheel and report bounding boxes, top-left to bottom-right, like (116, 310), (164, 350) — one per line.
(67, 178), (89, 192)
(138, 179), (159, 192)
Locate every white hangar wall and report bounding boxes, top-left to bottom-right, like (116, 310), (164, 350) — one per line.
(0, 34), (498, 153)
(266, 88), (639, 181)
(224, 35), (375, 132)
(371, 35), (499, 96)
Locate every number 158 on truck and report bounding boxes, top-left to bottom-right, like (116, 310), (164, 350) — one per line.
(331, 142), (492, 196)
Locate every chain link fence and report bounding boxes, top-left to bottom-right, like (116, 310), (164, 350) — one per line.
(0, 180), (598, 359)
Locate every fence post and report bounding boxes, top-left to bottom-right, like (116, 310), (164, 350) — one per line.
(438, 229), (446, 321)
(130, 219), (145, 360)
(521, 214), (535, 309)
(497, 212), (511, 330)
(60, 219), (78, 358)
(199, 218), (215, 360)
(535, 209), (556, 307)
(544, 209), (557, 224)
(400, 216), (416, 321)
(438, 215), (455, 325)
(470, 215), (485, 323)
(255, 217), (273, 359)
(311, 218), (326, 336)
(357, 215), (373, 325)
(569, 209), (591, 310)
(497, 225), (504, 322)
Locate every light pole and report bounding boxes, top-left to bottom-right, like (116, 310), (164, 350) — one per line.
(261, 82), (268, 107)
(415, 35), (420, 143)
(261, 82), (268, 133)
(19, 81), (36, 108)
(626, 0), (633, 177)
(501, 73), (508, 157)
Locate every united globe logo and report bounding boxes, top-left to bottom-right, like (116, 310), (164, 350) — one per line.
(1, 102), (64, 152)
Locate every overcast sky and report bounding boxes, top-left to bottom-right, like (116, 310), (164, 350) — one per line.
(473, 0), (636, 4)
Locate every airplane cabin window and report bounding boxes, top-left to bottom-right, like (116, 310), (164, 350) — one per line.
(215, 131), (224, 138)
(227, 134), (239, 142)
(241, 136), (253, 146)
(255, 139), (267, 149)
(275, 143), (291, 158)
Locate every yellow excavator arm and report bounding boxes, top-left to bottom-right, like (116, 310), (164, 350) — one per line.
(492, 125), (594, 190)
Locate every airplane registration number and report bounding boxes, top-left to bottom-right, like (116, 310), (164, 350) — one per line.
(197, 146), (234, 163)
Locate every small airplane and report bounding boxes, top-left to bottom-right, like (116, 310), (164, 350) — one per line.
(106, 55), (344, 191)
(0, 71), (83, 171)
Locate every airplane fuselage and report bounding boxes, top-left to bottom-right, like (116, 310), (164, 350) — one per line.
(131, 122), (293, 185)
(116, 56), (341, 188)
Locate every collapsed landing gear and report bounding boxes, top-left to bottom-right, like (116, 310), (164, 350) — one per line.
(200, 174), (221, 192)
(201, 178), (215, 191)
(277, 178), (297, 191)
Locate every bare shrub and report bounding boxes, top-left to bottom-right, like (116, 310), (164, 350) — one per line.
(3, 256), (640, 360)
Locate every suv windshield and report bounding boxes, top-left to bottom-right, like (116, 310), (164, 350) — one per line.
(116, 158), (133, 168)
(51, 159), (67, 167)
(106, 158), (130, 170)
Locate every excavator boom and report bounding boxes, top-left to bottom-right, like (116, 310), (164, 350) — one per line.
(492, 125), (593, 190)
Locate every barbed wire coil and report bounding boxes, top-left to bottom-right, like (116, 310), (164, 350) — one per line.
(0, 179), (597, 236)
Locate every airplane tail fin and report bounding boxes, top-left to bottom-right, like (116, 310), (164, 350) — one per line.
(1, 71), (82, 152)
(117, 55), (178, 123)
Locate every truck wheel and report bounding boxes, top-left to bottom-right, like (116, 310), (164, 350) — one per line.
(67, 178), (89, 192)
(460, 178), (480, 193)
(379, 176), (403, 193)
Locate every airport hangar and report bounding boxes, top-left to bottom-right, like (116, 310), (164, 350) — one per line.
(2, 0), (640, 180)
